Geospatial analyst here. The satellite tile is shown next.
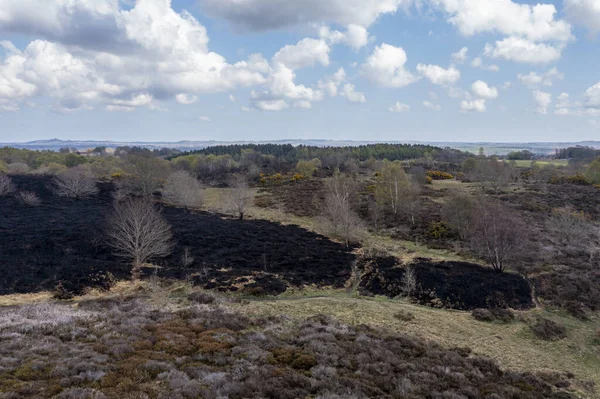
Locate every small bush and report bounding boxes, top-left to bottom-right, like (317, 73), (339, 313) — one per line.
(472, 308), (515, 323)
(188, 291), (216, 304)
(428, 222), (451, 239)
(17, 191), (41, 206)
(393, 310), (415, 322)
(531, 318), (567, 341)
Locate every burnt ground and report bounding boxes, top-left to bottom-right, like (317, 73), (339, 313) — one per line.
(358, 256), (533, 310)
(255, 179), (325, 217)
(0, 175), (355, 296)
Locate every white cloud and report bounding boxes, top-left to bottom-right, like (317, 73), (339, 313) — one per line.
(272, 38), (330, 69)
(416, 64), (460, 85)
(199, 0), (411, 31)
(502, 81), (512, 89)
(585, 82), (600, 108)
(432, 0), (572, 43)
(317, 68), (347, 97)
(423, 100), (441, 111)
(249, 91), (290, 111)
(484, 37), (562, 64)
(0, 1), (270, 112)
(199, 116), (211, 122)
(565, 0), (600, 38)
(229, 94), (236, 102)
(340, 84), (366, 103)
(460, 99), (487, 112)
(517, 68), (563, 87)
(451, 47), (468, 63)
(361, 43), (419, 88)
(176, 93), (198, 105)
(318, 24), (370, 50)
(389, 101), (410, 112)
(533, 90), (552, 114)
(471, 80), (498, 99)
(471, 57), (500, 71)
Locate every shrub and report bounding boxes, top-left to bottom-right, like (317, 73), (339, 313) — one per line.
(162, 170), (203, 208)
(428, 222), (451, 239)
(8, 162), (30, 174)
(472, 308), (515, 323)
(427, 170), (454, 180)
(531, 318), (567, 341)
(393, 310), (415, 322)
(188, 291), (216, 304)
(17, 191), (41, 206)
(0, 173), (15, 196)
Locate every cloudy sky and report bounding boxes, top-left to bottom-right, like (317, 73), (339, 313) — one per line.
(0, 0), (599, 142)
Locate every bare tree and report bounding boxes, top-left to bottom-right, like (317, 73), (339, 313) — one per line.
(441, 192), (475, 240)
(400, 183), (421, 227)
(180, 247), (195, 268)
(7, 162), (30, 175)
(322, 173), (364, 247)
(162, 170), (204, 208)
(0, 174), (14, 196)
(546, 206), (594, 242)
(401, 266), (417, 297)
(228, 174), (254, 220)
(52, 167), (99, 199)
(468, 199), (527, 272)
(106, 199), (174, 281)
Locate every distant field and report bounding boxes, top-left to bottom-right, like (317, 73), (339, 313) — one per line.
(512, 159), (569, 168)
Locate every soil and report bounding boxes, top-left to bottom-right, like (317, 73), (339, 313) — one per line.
(0, 176), (355, 296)
(255, 179), (325, 217)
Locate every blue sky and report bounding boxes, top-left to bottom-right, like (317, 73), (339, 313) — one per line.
(0, 0), (599, 142)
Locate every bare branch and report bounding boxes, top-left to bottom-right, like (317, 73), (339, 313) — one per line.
(52, 167), (99, 199)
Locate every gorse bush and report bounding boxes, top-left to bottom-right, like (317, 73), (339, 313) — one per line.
(427, 170), (454, 180)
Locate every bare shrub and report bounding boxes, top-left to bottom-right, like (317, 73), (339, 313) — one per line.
(106, 199), (174, 281)
(118, 156), (171, 197)
(17, 191), (41, 206)
(228, 174), (254, 220)
(546, 206), (594, 242)
(0, 173), (14, 196)
(468, 199), (528, 272)
(162, 170), (203, 208)
(53, 167), (99, 199)
(441, 192), (475, 240)
(321, 173), (364, 247)
(7, 162), (30, 174)
(180, 247), (195, 268)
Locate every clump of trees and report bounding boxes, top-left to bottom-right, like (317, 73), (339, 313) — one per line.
(373, 162), (421, 226)
(106, 199), (174, 282)
(321, 173), (364, 247)
(162, 170), (203, 208)
(52, 167), (99, 199)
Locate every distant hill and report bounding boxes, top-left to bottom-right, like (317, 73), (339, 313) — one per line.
(2, 138), (600, 156)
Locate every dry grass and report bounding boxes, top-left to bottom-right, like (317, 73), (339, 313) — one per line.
(230, 295), (600, 389)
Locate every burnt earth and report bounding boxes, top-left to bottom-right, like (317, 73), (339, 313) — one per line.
(358, 256), (533, 310)
(0, 175), (355, 296)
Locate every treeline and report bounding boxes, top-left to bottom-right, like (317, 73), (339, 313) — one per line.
(177, 143), (468, 163)
(556, 146), (600, 160)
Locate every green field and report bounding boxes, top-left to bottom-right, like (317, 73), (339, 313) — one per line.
(512, 159), (569, 168)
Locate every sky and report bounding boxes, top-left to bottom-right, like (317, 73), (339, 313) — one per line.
(0, 0), (599, 143)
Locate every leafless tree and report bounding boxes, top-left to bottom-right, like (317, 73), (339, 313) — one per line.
(441, 192), (475, 240)
(399, 183), (421, 227)
(470, 159), (515, 193)
(228, 174), (254, 220)
(374, 162), (410, 216)
(162, 170), (204, 208)
(322, 173), (364, 247)
(0, 174), (14, 196)
(52, 167), (99, 199)
(17, 191), (41, 206)
(468, 199), (527, 272)
(106, 199), (174, 282)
